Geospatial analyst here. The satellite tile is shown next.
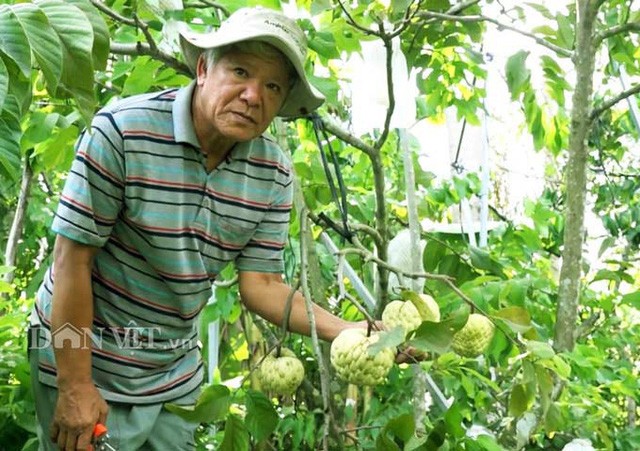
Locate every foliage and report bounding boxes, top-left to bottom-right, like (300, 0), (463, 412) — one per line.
(1, 0), (639, 450)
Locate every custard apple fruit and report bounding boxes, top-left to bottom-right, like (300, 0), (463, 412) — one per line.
(330, 329), (395, 386)
(410, 294), (441, 322)
(257, 348), (305, 395)
(382, 300), (422, 334)
(452, 314), (495, 357)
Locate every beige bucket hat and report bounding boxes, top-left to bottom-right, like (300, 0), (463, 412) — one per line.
(179, 7), (325, 118)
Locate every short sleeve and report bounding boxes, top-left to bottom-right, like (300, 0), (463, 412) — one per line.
(52, 112), (125, 247)
(235, 170), (293, 273)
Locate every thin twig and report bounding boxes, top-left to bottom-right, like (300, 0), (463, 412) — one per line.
(90, 0), (137, 26)
(334, 0), (379, 36)
(299, 207), (335, 451)
(590, 83), (640, 121)
(417, 11), (573, 58)
(214, 275), (238, 288)
(320, 117), (377, 158)
(279, 279), (302, 352)
(184, 0), (229, 16)
(374, 30), (395, 151)
(110, 42), (191, 75)
(595, 21), (640, 45)
(350, 223), (384, 250)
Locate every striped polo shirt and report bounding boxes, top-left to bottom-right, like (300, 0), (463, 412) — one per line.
(31, 81), (293, 403)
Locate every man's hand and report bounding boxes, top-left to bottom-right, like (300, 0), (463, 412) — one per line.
(50, 381), (108, 451)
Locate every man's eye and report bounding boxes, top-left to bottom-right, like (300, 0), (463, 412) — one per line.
(267, 83), (281, 94)
(234, 67), (248, 77)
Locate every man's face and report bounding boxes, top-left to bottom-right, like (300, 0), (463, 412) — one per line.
(194, 50), (291, 143)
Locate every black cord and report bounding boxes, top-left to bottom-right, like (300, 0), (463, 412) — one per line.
(308, 114), (353, 242)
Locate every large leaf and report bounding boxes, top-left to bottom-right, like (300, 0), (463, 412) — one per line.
(508, 383), (533, 417)
(34, 0), (96, 123)
(505, 50), (530, 100)
(408, 305), (469, 354)
(64, 0), (110, 70)
(0, 5), (31, 78)
(493, 306), (532, 334)
(12, 2), (63, 94)
(367, 325), (406, 356)
(244, 390), (278, 443)
(0, 56), (7, 112)
(0, 113), (22, 181)
(164, 384), (231, 423)
(469, 246), (506, 278)
(220, 413), (250, 451)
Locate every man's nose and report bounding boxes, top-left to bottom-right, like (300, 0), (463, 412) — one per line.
(240, 81), (262, 106)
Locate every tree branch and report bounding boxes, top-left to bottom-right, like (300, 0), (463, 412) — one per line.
(595, 21), (640, 45)
(590, 83), (640, 121)
(374, 31), (396, 150)
(319, 117), (377, 157)
(110, 42), (191, 75)
(299, 207), (339, 450)
(446, 0), (481, 15)
(417, 11), (573, 58)
(184, 0), (229, 16)
(334, 0), (379, 36)
(90, 0), (136, 26)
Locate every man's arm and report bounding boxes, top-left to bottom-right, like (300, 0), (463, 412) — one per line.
(49, 235), (108, 451)
(238, 271), (352, 342)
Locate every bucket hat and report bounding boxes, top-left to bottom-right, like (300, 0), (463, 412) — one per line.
(179, 7), (325, 117)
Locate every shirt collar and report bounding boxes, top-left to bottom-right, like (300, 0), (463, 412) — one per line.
(173, 81), (200, 149)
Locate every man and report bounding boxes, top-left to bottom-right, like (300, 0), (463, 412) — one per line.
(29, 7), (371, 450)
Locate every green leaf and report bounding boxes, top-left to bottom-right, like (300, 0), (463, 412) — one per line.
(376, 434), (401, 451)
(390, 0), (412, 17)
(423, 239), (447, 272)
(308, 31), (340, 59)
(493, 306), (531, 334)
(544, 402), (563, 433)
(64, 0), (110, 71)
(0, 113), (21, 181)
(469, 246), (506, 278)
(508, 384), (532, 417)
(220, 414), (250, 451)
(244, 390), (278, 443)
(526, 340), (555, 359)
(0, 56), (7, 111)
(408, 305), (469, 354)
(310, 0), (331, 15)
(475, 435), (504, 450)
(620, 290), (640, 308)
(0, 5), (32, 78)
(34, 0), (96, 123)
(164, 384), (231, 423)
(367, 326), (405, 355)
(385, 413), (415, 442)
(13, 2), (63, 94)
(122, 56), (164, 96)
(505, 50), (530, 100)
(444, 403), (465, 438)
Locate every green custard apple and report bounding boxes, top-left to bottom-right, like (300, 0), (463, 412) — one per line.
(257, 347), (305, 395)
(330, 328), (395, 386)
(452, 313), (495, 358)
(381, 300), (422, 334)
(410, 293), (441, 322)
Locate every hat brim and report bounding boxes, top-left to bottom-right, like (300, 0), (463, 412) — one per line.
(180, 28), (324, 118)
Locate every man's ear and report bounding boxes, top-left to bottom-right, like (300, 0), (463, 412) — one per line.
(196, 54), (207, 85)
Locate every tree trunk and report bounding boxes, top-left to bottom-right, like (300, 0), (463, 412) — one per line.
(3, 156), (34, 285)
(553, 1), (599, 352)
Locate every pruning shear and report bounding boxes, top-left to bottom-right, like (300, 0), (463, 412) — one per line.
(91, 423), (117, 451)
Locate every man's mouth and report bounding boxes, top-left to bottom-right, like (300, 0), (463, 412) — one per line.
(232, 112), (257, 124)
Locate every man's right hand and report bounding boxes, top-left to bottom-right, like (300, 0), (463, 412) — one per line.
(50, 381), (109, 451)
